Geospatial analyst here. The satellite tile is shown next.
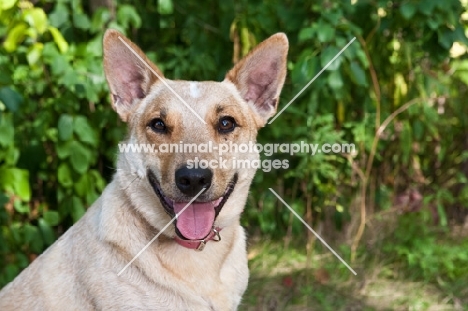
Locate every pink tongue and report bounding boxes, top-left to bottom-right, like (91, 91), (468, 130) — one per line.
(173, 198), (222, 240)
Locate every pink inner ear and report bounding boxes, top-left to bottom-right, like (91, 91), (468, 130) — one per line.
(244, 61), (280, 111)
(113, 60), (146, 104)
(225, 33), (287, 122)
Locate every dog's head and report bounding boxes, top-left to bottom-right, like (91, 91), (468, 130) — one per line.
(103, 30), (288, 241)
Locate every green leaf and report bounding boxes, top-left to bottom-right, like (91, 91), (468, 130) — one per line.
(73, 116), (98, 146)
(118, 5), (142, 28)
(15, 253), (31, 270)
(438, 29), (453, 49)
(86, 190), (99, 206)
(57, 163), (73, 188)
(0, 168), (30, 201)
(48, 3), (69, 28)
(91, 8), (111, 32)
(0, 114), (14, 147)
(418, 0), (437, 15)
(0, 87), (23, 112)
(69, 141), (90, 174)
(74, 173), (89, 197)
(413, 120), (424, 140)
(157, 0), (173, 15)
(90, 170), (106, 191)
(23, 8), (48, 34)
(426, 18), (438, 30)
(38, 218), (55, 245)
(298, 27), (314, 43)
(4, 264), (19, 283)
(106, 21), (126, 35)
(320, 46), (342, 71)
(43, 211), (59, 226)
(71, 196), (86, 222)
(48, 27), (69, 53)
(24, 224), (43, 253)
(49, 54), (69, 75)
(56, 141), (71, 159)
(349, 62), (367, 86)
(436, 203), (447, 227)
(453, 26), (468, 46)
(400, 2), (416, 20)
(3, 23), (27, 52)
(59, 69), (80, 88)
(13, 201), (29, 213)
(0, 0), (17, 10)
(23, 224), (37, 242)
(15, 252), (29, 269)
(317, 24), (335, 43)
(327, 70), (343, 89)
(58, 114), (73, 141)
(42, 42), (59, 60)
(0, 146), (19, 166)
(73, 13), (91, 29)
(292, 54), (318, 84)
(27, 42), (43, 66)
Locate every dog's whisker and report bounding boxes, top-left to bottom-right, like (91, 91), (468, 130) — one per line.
(114, 168), (142, 177)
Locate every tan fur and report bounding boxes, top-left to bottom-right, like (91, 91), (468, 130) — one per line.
(0, 29), (288, 310)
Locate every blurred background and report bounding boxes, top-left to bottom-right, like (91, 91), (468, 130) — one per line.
(1, 0), (468, 310)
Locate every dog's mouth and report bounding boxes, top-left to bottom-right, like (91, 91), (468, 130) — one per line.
(147, 170), (237, 240)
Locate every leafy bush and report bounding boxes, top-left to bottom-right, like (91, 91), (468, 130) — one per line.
(383, 211), (468, 282)
(0, 0), (132, 285)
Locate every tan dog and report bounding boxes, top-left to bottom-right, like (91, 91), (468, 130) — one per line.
(0, 29), (288, 310)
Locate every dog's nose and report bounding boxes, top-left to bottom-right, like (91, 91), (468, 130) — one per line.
(175, 166), (212, 196)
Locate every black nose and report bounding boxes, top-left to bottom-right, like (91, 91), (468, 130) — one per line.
(175, 166), (212, 196)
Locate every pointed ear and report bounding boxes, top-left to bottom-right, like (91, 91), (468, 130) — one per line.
(103, 29), (164, 122)
(225, 33), (288, 125)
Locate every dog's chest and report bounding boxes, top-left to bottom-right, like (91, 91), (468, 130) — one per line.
(116, 262), (246, 310)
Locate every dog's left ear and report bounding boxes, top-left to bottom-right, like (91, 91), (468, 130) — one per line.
(225, 33), (288, 125)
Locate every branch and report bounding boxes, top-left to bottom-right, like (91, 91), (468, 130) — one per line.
(350, 97), (438, 262)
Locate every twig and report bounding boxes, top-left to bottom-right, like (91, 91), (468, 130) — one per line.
(350, 97), (437, 262)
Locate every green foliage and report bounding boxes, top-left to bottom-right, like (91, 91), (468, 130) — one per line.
(383, 211), (468, 282)
(0, 0), (467, 296)
(0, 0), (130, 286)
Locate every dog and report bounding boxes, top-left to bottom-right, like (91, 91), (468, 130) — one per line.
(0, 29), (288, 310)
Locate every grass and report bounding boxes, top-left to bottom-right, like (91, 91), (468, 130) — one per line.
(241, 236), (468, 311)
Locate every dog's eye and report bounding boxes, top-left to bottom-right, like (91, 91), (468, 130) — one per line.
(218, 117), (236, 134)
(149, 118), (167, 133)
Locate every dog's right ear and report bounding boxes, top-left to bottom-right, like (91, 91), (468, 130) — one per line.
(103, 29), (163, 122)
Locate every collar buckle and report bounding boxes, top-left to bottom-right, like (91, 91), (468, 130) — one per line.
(212, 227), (221, 242)
(196, 240), (207, 251)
